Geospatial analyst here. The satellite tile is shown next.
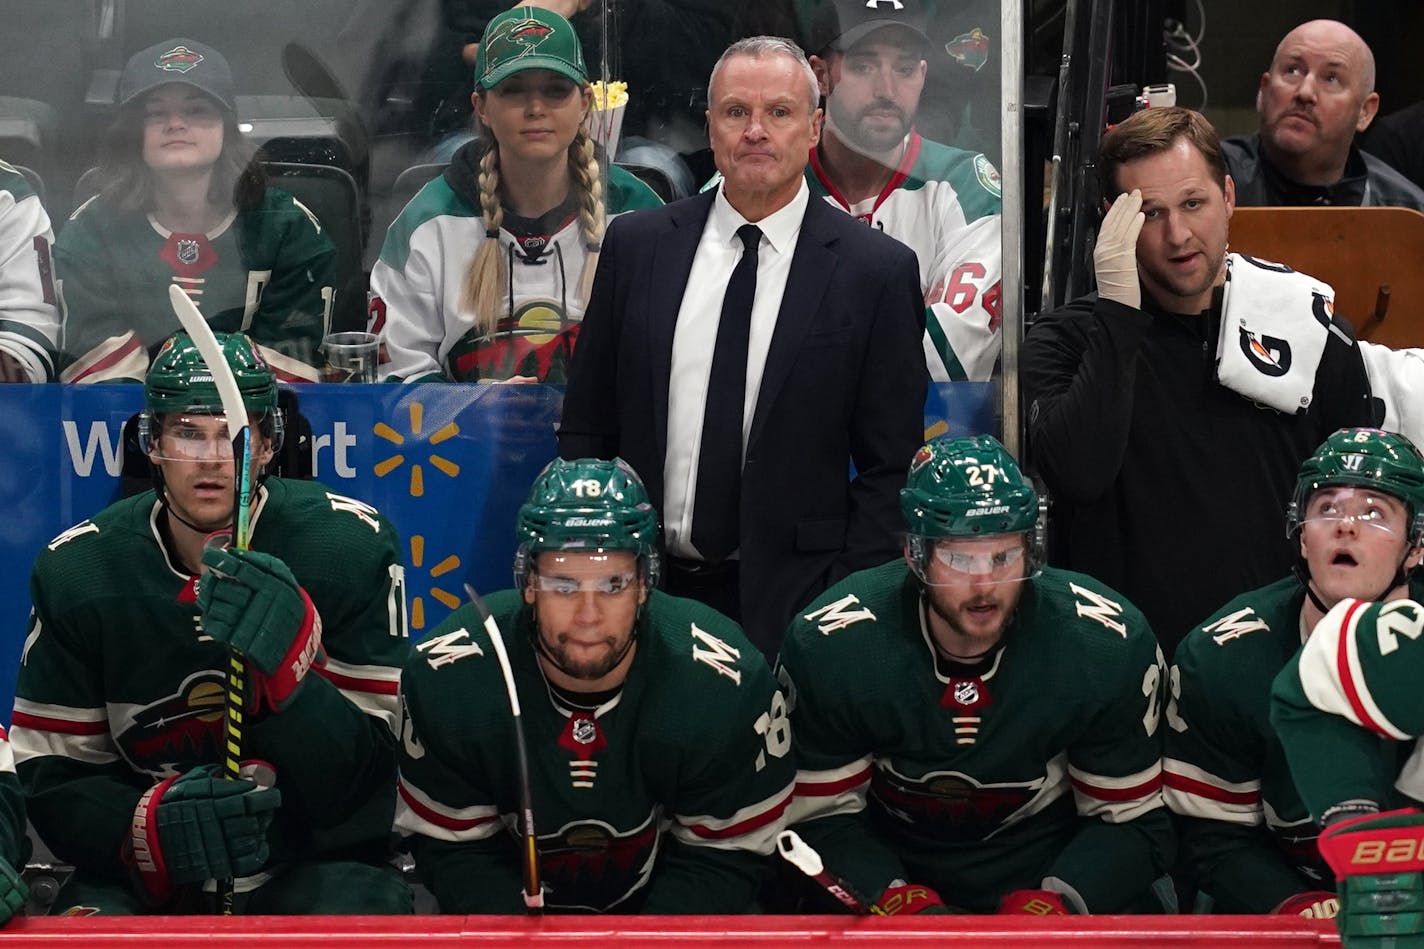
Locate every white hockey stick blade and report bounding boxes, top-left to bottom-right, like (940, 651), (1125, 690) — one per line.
(167, 285), (246, 443)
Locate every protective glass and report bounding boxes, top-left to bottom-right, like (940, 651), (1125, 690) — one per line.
(1301, 488), (1406, 539)
(530, 572), (638, 596)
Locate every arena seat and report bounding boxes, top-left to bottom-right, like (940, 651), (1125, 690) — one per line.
(1228, 206), (1424, 349)
(262, 161), (367, 333)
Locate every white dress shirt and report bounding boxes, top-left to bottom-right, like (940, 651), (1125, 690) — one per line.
(663, 180), (811, 559)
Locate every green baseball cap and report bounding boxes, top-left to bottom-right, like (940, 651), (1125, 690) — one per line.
(475, 6), (588, 90)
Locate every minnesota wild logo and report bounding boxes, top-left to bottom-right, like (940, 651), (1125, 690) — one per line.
(484, 16), (554, 64)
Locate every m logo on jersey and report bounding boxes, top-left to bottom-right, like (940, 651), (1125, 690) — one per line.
(115, 670), (226, 776)
(1069, 583), (1127, 636)
(416, 628), (483, 669)
(1204, 607), (1270, 645)
(803, 595), (876, 635)
(539, 815), (660, 911)
(47, 521), (98, 551)
(691, 624), (742, 685)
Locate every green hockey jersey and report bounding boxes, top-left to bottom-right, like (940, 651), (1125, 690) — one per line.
(1272, 595), (1424, 824)
(777, 561), (1171, 913)
(395, 589), (795, 914)
(54, 187), (335, 383)
(11, 478), (408, 893)
(1161, 576), (1417, 911)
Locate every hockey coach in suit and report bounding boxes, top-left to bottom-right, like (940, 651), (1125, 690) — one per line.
(559, 35), (927, 657)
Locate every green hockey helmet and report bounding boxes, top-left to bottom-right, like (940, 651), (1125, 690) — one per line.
(901, 435), (1044, 580)
(141, 331), (282, 454)
(515, 457), (661, 587)
(144, 331), (278, 416)
(1289, 428), (1424, 545)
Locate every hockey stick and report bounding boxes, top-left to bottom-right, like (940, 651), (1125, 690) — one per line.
(776, 830), (888, 916)
(464, 583), (545, 913)
(168, 285), (250, 916)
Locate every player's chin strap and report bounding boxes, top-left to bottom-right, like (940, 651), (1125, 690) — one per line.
(157, 487), (232, 538)
(1292, 563), (1332, 617)
(1294, 554), (1418, 622)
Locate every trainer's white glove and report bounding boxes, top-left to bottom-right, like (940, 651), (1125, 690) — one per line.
(1094, 190), (1145, 309)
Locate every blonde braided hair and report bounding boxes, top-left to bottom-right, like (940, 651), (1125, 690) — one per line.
(567, 125), (605, 303)
(458, 135), (506, 336)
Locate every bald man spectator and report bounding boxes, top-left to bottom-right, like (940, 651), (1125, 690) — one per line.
(1223, 19), (1424, 211)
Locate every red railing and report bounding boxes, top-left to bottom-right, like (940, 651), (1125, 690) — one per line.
(1, 914), (1341, 947)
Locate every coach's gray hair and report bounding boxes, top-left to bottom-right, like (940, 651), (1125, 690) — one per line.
(709, 36), (820, 113)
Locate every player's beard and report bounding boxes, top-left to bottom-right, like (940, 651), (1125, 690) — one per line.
(924, 581), (1025, 650)
(827, 95), (911, 157)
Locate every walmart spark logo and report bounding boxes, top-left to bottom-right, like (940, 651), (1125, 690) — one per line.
(375, 401), (464, 630)
(408, 535), (463, 631)
(373, 401), (460, 497)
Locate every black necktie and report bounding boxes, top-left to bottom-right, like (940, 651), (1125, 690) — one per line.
(691, 223), (762, 563)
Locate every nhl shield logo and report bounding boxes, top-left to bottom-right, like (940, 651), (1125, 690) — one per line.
(953, 680), (979, 705)
(177, 239), (201, 266)
(572, 718), (598, 745)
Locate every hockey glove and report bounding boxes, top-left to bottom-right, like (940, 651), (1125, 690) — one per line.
(1273, 890), (1340, 919)
(128, 763), (281, 904)
(999, 889), (1072, 915)
(0, 857), (26, 925)
(1319, 807), (1424, 948)
(198, 547), (324, 713)
(878, 883), (948, 915)
(1093, 189), (1145, 310)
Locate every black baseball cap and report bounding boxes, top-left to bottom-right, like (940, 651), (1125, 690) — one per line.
(810, 0), (931, 56)
(118, 38), (236, 111)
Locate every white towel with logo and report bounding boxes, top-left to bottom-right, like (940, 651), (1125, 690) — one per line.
(1215, 253), (1347, 414)
(1360, 341), (1424, 446)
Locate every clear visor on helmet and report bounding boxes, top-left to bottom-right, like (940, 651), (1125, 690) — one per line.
(527, 549), (643, 597)
(910, 533), (1036, 587)
(530, 572), (639, 597)
(1300, 487), (1407, 539)
(149, 412), (266, 461)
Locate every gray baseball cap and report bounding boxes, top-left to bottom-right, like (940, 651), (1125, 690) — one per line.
(118, 38), (235, 111)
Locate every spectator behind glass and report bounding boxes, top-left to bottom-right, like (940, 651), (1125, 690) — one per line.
(368, 6), (661, 383)
(805, 0), (1003, 382)
(54, 38), (336, 383)
(0, 160), (60, 382)
(1223, 19), (1424, 211)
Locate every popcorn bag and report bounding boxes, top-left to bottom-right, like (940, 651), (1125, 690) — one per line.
(588, 80), (629, 160)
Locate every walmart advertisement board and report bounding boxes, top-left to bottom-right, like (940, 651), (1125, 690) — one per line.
(0, 382), (993, 722)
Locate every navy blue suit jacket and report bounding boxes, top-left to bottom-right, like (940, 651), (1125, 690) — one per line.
(558, 189), (928, 655)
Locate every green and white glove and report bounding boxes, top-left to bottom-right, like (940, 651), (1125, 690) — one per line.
(0, 857), (26, 925)
(1319, 807), (1424, 948)
(128, 763), (282, 903)
(1094, 189), (1145, 309)
(198, 547), (324, 712)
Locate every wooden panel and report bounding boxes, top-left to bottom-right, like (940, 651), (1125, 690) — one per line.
(1227, 206), (1424, 349)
